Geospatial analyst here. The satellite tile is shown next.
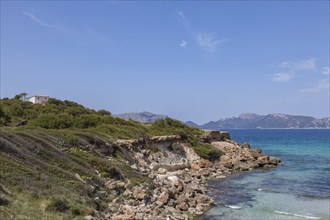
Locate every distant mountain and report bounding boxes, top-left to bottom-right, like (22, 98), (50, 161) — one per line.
(114, 111), (168, 123)
(198, 113), (330, 129)
(185, 121), (200, 128)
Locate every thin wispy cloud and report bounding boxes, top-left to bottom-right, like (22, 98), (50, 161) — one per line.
(278, 58), (316, 71)
(177, 11), (185, 19)
(272, 72), (295, 83)
(84, 27), (108, 41)
(271, 58), (316, 83)
(23, 11), (68, 33)
(179, 40), (187, 48)
(23, 11), (51, 28)
(301, 78), (329, 93)
(322, 66), (330, 75)
(196, 32), (226, 55)
(302, 66), (330, 92)
(177, 10), (226, 58)
(23, 11), (108, 46)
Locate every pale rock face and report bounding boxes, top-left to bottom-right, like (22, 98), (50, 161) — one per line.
(107, 133), (280, 220)
(211, 140), (281, 171)
(167, 176), (180, 185)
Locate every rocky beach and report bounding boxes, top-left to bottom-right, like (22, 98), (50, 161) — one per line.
(101, 131), (281, 220)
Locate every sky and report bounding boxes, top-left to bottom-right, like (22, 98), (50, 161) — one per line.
(1, 1), (329, 124)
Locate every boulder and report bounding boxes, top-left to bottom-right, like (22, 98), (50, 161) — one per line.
(156, 191), (169, 207)
(132, 187), (146, 200)
(167, 176), (180, 185)
(220, 131), (231, 140)
(257, 156), (270, 164)
(241, 143), (251, 149)
(269, 156), (281, 165)
(201, 130), (223, 142)
(233, 161), (249, 171)
(195, 194), (214, 206)
(191, 159), (213, 170)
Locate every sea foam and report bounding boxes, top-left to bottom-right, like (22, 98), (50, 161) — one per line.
(225, 205), (241, 209)
(275, 210), (320, 219)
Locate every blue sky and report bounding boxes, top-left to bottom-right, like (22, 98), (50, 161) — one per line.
(1, 1), (329, 124)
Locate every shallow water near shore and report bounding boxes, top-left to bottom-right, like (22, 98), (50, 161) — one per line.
(200, 129), (330, 220)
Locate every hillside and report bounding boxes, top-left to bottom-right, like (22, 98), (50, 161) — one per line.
(199, 113), (330, 129)
(0, 95), (223, 219)
(114, 112), (168, 123)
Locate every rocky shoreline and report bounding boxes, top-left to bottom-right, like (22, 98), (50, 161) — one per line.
(88, 131), (281, 220)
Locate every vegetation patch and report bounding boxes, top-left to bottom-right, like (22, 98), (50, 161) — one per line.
(0, 95), (220, 219)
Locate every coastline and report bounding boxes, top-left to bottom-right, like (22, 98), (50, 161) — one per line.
(104, 131), (281, 219)
(199, 129), (330, 220)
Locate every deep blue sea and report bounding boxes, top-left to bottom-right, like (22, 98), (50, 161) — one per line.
(201, 129), (330, 220)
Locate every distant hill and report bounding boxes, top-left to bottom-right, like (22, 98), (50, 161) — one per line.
(114, 111), (168, 123)
(185, 121), (200, 128)
(196, 113), (330, 129)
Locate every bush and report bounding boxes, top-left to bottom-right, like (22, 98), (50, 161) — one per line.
(0, 197), (9, 206)
(97, 109), (111, 116)
(29, 113), (74, 129)
(58, 134), (80, 148)
(191, 142), (224, 162)
(75, 115), (101, 128)
(46, 198), (70, 212)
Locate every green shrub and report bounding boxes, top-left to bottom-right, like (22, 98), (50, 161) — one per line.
(28, 113), (74, 129)
(97, 109), (111, 116)
(191, 142), (224, 162)
(46, 198), (70, 212)
(75, 115), (101, 128)
(58, 134), (80, 148)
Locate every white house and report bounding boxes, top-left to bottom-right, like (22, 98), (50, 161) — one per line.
(28, 95), (49, 104)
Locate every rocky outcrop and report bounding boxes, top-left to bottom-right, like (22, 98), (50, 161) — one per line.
(212, 141), (281, 171)
(201, 130), (231, 142)
(107, 168), (215, 219)
(101, 132), (280, 220)
(112, 135), (182, 150)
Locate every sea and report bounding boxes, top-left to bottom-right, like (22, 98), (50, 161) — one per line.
(200, 129), (330, 220)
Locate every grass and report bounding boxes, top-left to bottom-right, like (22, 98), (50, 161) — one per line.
(0, 113), (223, 219)
(0, 126), (161, 219)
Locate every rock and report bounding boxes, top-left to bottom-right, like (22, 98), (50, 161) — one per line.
(200, 168), (212, 177)
(130, 164), (138, 170)
(177, 202), (189, 211)
(191, 159), (213, 169)
(269, 156), (281, 165)
(233, 161), (249, 171)
(220, 131), (231, 140)
(157, 191), (169, 207)
(241, 143), (251, 149)
(181, 143), (201, 162)
(191, 163), (200, 170)
(137, 158), (148, 168)
(176, 181), (184, 192)
(188, 199), (197, 208)
(74, 173), (86, 183)
(132, 187), (146, 200)
(248, 162), (260, 170)
(249, 148), (262, 158)
(257, 156), (270, 164)
(158, 168), (167, 174)
(215, 159), (233, 169)
(201, 130), (223, 142)
(167, 176), (179, 185)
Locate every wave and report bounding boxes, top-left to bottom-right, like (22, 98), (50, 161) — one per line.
(225, 205), (241, 209)
(275, 210), (320, 219)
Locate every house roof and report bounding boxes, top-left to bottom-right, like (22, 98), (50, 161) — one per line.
(27, 95), (49, 98)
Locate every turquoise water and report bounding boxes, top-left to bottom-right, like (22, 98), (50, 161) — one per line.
(201, 129), (330, 220)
